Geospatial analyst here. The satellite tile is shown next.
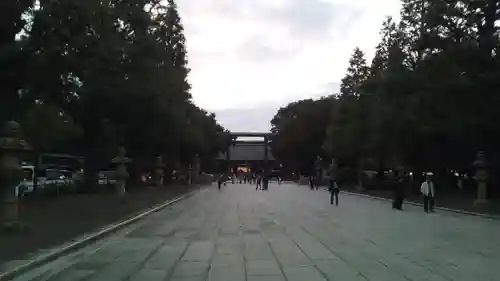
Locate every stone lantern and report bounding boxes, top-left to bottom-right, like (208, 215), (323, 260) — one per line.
(153, 156), (165, 186)
(0, 121), (31, 230)
(193, 154), (201, 183)
(473, 151), (489, 204)
(111, 146), (131, 197)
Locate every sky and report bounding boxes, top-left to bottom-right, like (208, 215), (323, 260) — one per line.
(176, 0), (402, 132)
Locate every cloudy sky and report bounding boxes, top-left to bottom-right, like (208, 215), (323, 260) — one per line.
(176, 0), (401, 132)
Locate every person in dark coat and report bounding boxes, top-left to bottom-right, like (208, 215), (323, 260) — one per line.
(328, 159), (339, 205)
(256, 174), (262, 190)
(392, 168), (406, 210)
(263, 175), (269, 190)
(217, 173), (225, 190)
(309, 175), (315, 190)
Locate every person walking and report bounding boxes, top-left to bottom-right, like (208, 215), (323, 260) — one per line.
(256, 174), (262, 190)
(217, 173), (225, 190)
(392, 168), (406, 210)
(263, 175), (269, 190)
(420, 173), (435, 212)
(328, 159), (339, 205)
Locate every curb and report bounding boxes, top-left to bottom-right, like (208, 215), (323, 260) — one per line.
(0, 189), (197, 281)
(341, 190), (500, 220)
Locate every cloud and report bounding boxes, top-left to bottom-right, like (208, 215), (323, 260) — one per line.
(176, 0), (403, 130)
(212, 92), (339, 133)
(262, 0), (362, 40)
(321, 82), (341, 94)
(214, 106), (278, 133)
(235, 35), (300, 61)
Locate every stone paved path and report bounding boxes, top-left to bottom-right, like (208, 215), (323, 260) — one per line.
(10, 183), (499, 281)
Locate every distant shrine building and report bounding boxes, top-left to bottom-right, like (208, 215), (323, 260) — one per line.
(216, 142), (279, 174)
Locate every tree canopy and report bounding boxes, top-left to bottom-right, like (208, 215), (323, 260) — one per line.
(270, 0), (500, 184)
(1, 0), (229, 187)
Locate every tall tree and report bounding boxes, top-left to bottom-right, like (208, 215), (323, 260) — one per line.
(340, 47), (369, 97)
(0, 0), (34, 123)
(271, 98), (335, 174)
(21, 0), (227, 188)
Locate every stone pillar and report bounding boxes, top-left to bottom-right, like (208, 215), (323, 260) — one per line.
(0, 121), (31, 231)
(111, 146), (131, 197)
(226, 142), (230, 171)
(187, 164), (193, 185)
(263, 136), (269, 190)
(153, 156), (165, 186)
(473, 151), (489, 204)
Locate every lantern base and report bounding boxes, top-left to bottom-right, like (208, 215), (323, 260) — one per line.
(474, 199), (490, 205)
(115, 181), (127, 197)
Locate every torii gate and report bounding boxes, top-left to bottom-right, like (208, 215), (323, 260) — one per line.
(224, 132), (274, 189)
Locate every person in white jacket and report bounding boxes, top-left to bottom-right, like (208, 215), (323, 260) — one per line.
(420, 173), (435, 212)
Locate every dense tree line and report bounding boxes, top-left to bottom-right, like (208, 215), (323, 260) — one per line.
(271, 0), (500, 191)
(0, 0), (229, 187)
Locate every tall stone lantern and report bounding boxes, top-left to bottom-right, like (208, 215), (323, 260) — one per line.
(0, 121), (31, 230)
(193, 154), (201, 183)
(473, 151), (489, 204)
(153, 156), (165, 186)
(111, 146), (131, 197)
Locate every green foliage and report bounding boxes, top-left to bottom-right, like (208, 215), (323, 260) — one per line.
(271, 0), (500, 180)
(271, 98), (335, 174)
(19, 103), (83, 153)
(0, 0), (34, 124)
(340, 48), (369, 97)
(2, 0), (227, 188)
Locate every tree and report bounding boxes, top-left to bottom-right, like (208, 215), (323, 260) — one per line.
(271, 98), (335, 175)
(340, 47), (369, 97)
(0, 0), (34, 124)
(20, 103), (82, 154)
(324, 47), (372, 186)
(8, 0), (227, 190)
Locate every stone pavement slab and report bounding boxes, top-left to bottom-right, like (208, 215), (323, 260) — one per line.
(207, 266), (245, 281)
(247, 276), (286, 281)
(283, 266), (327, 281)
(246, 259), (282, 275)
(7, 183), (499, 281)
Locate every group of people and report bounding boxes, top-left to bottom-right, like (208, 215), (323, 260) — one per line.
(393, 170), (435, 212)
(255, 174), (267, 190)
(305, 160), (342, 206)
(308, 175), (320, 190)
(217, 160), (436, 213)
(216, 172), (275, 191)
(317, 159), (436, 212)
